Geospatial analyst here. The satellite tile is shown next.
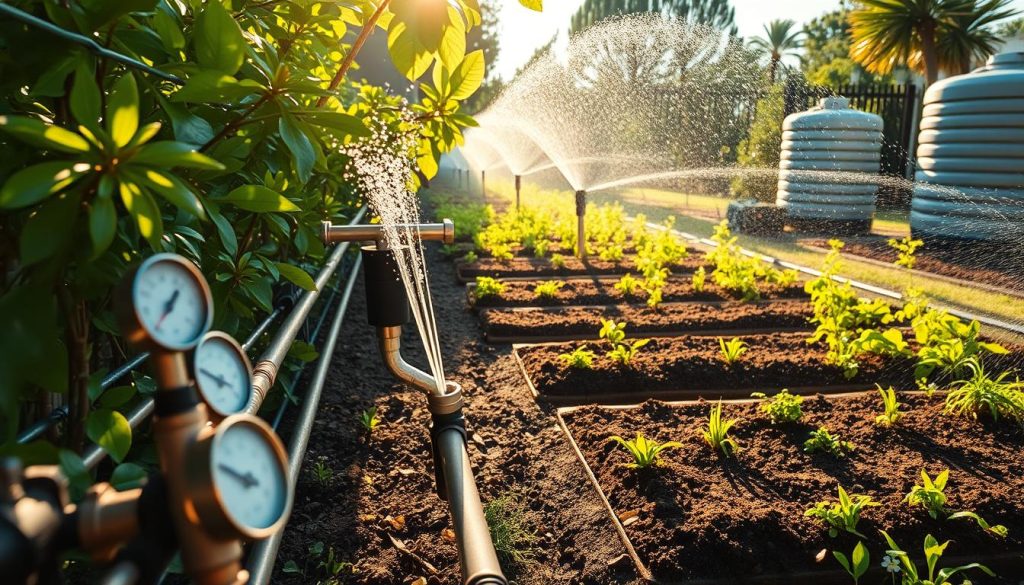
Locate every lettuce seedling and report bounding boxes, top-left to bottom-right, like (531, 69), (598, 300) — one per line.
(804, 427), (854, 457)
(751, 389), (803, 424)
(359, 407), (381, 435)
(875, 385), (904, 427)
(691, 266), (706, 292)
(559, 345), (596, 369)
(474, 276), (505, 300)
(905, 468), (949, 519)
(533, 280), (565, 299)
(608, 432), (682, 469)
(599, 319), (650, 366)
(614, 273), (641, 297)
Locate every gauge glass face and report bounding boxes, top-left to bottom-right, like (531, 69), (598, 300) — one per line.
(133, 260), (208, 348)
(212, 422), (288, 532)
(195, 336), (251, 415)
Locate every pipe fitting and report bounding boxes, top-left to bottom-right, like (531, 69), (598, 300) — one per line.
(377, 326), (438, 395)
(321, 220), (455, 246)
(428, 381), (464, 416)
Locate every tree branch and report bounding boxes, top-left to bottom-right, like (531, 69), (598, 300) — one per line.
(316, 0), (392, 108)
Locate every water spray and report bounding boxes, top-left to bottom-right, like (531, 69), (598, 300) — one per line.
(515, 175), (522, 210)
(321, 219), (507, 585)
(575, 190), (587, 259)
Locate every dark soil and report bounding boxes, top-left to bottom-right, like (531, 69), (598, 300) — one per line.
(471, 279), (807, 309)
(562, 394), (1024, 583)
(275, 244), (640, 585)
(456, 252), (707, 281)
(804, 238), (1024, 295)
(480, 300), (815, 342)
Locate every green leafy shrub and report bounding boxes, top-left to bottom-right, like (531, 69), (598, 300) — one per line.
(751, 389), (803, 423)
(559, 345), (596, 369)
(804, 486), (880, 538)
(435, 201), (494, 243)
(804, 427), (855, 457)
(533, 280), (565, 299)
(701, 400), (740, 456)
(889, 235), (923, 270)
(609, 432), (682, 469)
(474, 276), (506, 300)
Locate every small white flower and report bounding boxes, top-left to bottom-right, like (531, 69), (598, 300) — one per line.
(881, 555), (901, 573)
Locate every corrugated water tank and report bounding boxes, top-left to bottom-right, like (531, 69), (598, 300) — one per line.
(776, 96), (883, 233)
(911, 52), (1024, 242)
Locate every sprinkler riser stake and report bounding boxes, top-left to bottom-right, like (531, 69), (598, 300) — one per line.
(575, 190), (587, 259)
(360, 246), (410, 327)
(514, 175), (521, 210)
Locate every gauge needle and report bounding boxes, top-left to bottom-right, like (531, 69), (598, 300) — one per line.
(154, 289), (180, 331)
(199, 368), (229, 389)
(218, 464), (259, 489)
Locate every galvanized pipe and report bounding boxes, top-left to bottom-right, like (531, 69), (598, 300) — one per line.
(377, 326), (437, 395)
(321, 219), (454, 246)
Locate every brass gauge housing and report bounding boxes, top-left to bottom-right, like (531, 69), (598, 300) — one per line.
(184, 415), (292, 541)
(116, 253), (213, 352)
(192, 332), (254, 419)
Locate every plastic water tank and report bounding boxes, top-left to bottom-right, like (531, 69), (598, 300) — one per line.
(911, 52), (1024, 242)
(776, 97), (883, 231)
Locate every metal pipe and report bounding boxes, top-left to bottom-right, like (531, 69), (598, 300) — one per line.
(514, 175), (521, 210)
(321, 219), (454, 245)
(246, 254), (363, 585)
(575, 190), (587, 259)
(377, 326), (438, 395)
(481, 170), (486, 200)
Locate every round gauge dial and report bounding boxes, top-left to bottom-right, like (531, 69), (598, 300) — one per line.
(129, 255), (212, 351)
(208, 417), (290, 537)
(193, 332), (253, 417)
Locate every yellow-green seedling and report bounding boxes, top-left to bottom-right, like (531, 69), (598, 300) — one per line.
(803, 427), (855, 457)
(904, 468), (949, 519)
(804, 486), (880, 538)
(718, 337), (748, 365)
(614, 273), (641, 296)
(473, 276), (505, 300)
(875, 385), (904, 427)
(944, 357), (1024, 423)
(550, 253), (567, 269)
(533, 280), (565, 299)
(701, 400), (740, 456)
(484, 493), (538, 570)
(888, 235), (923, 270)
(558, 345), (596, 369)
(833, 541), (869, 585)
(948, 510), (1008, 538)
(691, 266), (706, 292)
(609, 432), (682, 469)
(359, 406), (381, 435)
(881, 531), (995, 585)
(751, 389), (803, 424)
(599, 318), (650, 366)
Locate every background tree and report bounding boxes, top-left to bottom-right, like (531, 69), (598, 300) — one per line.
(749, 19), (805, 82)
(936, 0), (1020, 74)
(997, 15), (1024, 35)
(465, 0), (504, 112)
(570, 0), (737, 35)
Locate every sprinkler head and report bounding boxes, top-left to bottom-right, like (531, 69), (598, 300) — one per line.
(575, 190), (587, 217)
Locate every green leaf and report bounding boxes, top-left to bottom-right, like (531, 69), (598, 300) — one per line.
(195, 0), (246, 74)
(0, 161), (90, 209)
(851, 541), (869, 578)
(120, 181), (164, 248)
(58, 449), (92, 500)
(86, 408), (132, 463)
(209, 208), (238, 256)
(98, 384), (136, 409)
(275, 262), (317, 291)
(387, 22), (433, 80)
(89, 195), (118, 258)
(289, 340), (319, 362)
(833, 550), (851, 573)
(282, 560), (301, 574)
(450, 49), (484, 100)
(157, 94), (215, 145)
(131, 141), (225, 170)
(295, 111), (371, 137)
(172, 72), (264, 103)
(20, 192), (80, 266)
(222, 185), (300, 213)
(107, 74), (139, 148)
(278, 113), (315, 183)
(128, 168), (206, 219)
(153, 8), (186, 51)
(0, 116), (91, 153)
(110, 462), (148, 490)
(70, 62), (101, 127)
(519, 0), (542, 10)
(437, 6), (466, 69)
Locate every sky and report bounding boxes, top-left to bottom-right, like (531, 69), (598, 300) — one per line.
(492, 0), (1024, 80)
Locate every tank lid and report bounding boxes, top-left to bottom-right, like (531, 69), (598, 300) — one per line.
(924, 52), (1024, 104)
(819, 97), (850, 110)
(985, 52), (1024, 70)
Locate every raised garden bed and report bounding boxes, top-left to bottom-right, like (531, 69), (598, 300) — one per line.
(559, 393), (1024, 583)
(469, 279), (807, 309)
(456, 252), (708, 282)
(479, 300), (816, 343)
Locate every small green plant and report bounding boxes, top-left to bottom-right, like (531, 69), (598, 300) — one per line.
(880, 531), (996, 585)
(310, 456), (335, 489)
(559, 345), (596, 369)
(550, 253), (567, 269)
(474, 276), (506, 300)
(751, 389), (803, 424)
(804, 486), (880, 538)
(692, 265), (706, 292)
(804, 427), (855, 457)
(283, 541), (355, 581)
(599, 243), (624, 262)
(948, 510), (1008, 538)
(463, 250), (479, 263)
(833, 541), (870, 585)
(359, 407), (381, 435)
(944, 357), (1024, 423)
(904, 469), (949, 519)
(484, 493), (538, 572)
(701, 400), (740, 456)
(490, 243), (514, 261)
(614, 273), (641, 296)
(875, 385), (904, 427)
(533, 239), (549, 258)
(599, 319), (650, 366)
(889, 235), (924, 270)
(533, 280), (565, 299)
(609, 432), (682, 469)
(717, 337), (748, 365)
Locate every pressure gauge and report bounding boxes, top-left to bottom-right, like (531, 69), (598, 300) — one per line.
(192, 332), (253, 418)
(186, 415), (291, 540)
(117, 254), (213, 352)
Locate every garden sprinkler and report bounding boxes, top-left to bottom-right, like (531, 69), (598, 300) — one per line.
(514, 175), (521, 210)
(321, 219), (508, 585)
(481, 170), (486, 201)
(576, 189), (587, 259)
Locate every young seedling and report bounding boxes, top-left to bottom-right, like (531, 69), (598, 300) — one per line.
(881, 531), (996, 585)
(945, 357), (1024, 423)
(533, 280), (565, 299)
(550, 253), (567, 269)
(904, 468), (949, 519)
(804, 486), (880, 538)
(359, 407), (381, 435)
(751, 389), (803, 424)
(691, 265), (706, 292)
(614, 273), (641, 297)
(888, 235), (924, 270)
(559, 345), (596, 369)
(599, 318), (650, 366)
(462, 250), (479, 263)
(948, 510), (1009, 538)
(804, 427), (855, 457)
(717, 337), (748, 365)
(608, 432), (682, 469)
(701, 400), (740, 457)
(310, 456), (334, 489)
(875, 385), (904, 427)
(474, 276), (506, 300)
(833, 541), (869, 585)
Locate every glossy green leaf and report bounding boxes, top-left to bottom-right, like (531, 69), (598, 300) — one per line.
(172, 72), (264, 103)
(107, 74), (139, 148)
(98, 384), (136, 409)
(450, 49), (484, 100)
(278, 113), (315, 183)
(20, 192), (80, 266)
(77, 0), (159, 28)
(221, 185), (300, 213)
(131, 141), (225, 170)
(129, 168), (206, 219)
(195, 0), (246, 74)
(153, 8), (185, 51)
(70, 62), (101, 127)
(120, 181), (164, 248)
(295, 111), (371, 137)
(0, 161), (90, 210)
(0, 116), (91, 153)
(157, 94), (215, 145)
(208, 208), (238, 256)
(58, 449), (92, 500)
(110, 462), (148, 490)
(387, 23), (433, 80)
(275, 262), (317, 291)
(438, 6), (466, 69)
(86, 408), (132, 463)
(89, 194), (117, 258)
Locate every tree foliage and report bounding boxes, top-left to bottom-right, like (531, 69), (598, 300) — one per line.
(748, 19), (804, 81)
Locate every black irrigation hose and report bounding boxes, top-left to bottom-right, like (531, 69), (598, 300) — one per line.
(246, 253), (363, 584)
(0, 4), (186, 85)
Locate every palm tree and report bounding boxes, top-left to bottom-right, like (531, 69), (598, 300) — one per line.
(748, 19), (805, 82)
(849, 0), (1018, 86)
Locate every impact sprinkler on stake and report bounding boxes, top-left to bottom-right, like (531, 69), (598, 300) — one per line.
(514, 175), (521, 210)
(320, 219), (508, 585)
(576, 189), (587, 259)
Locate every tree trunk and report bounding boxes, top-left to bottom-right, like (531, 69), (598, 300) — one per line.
(60, 288), (90, 453)
(768, 55), (780, 83)
(920, 21), (939, 86)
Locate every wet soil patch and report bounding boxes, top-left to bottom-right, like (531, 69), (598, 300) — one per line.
(456, 252), (708, 281)
(561, 394), (1024, 583)
(470, 279), (807, 309)
(480, 300), (815, 343)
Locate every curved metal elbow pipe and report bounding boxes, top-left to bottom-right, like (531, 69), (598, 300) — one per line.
(377, 326), (437, 395)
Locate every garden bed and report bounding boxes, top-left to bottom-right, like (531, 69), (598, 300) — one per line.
(456, 252), (708, 282)
(479, 300), (815, 343)
(559, 393), (1024, 583)
(469, 279), (808, 309)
